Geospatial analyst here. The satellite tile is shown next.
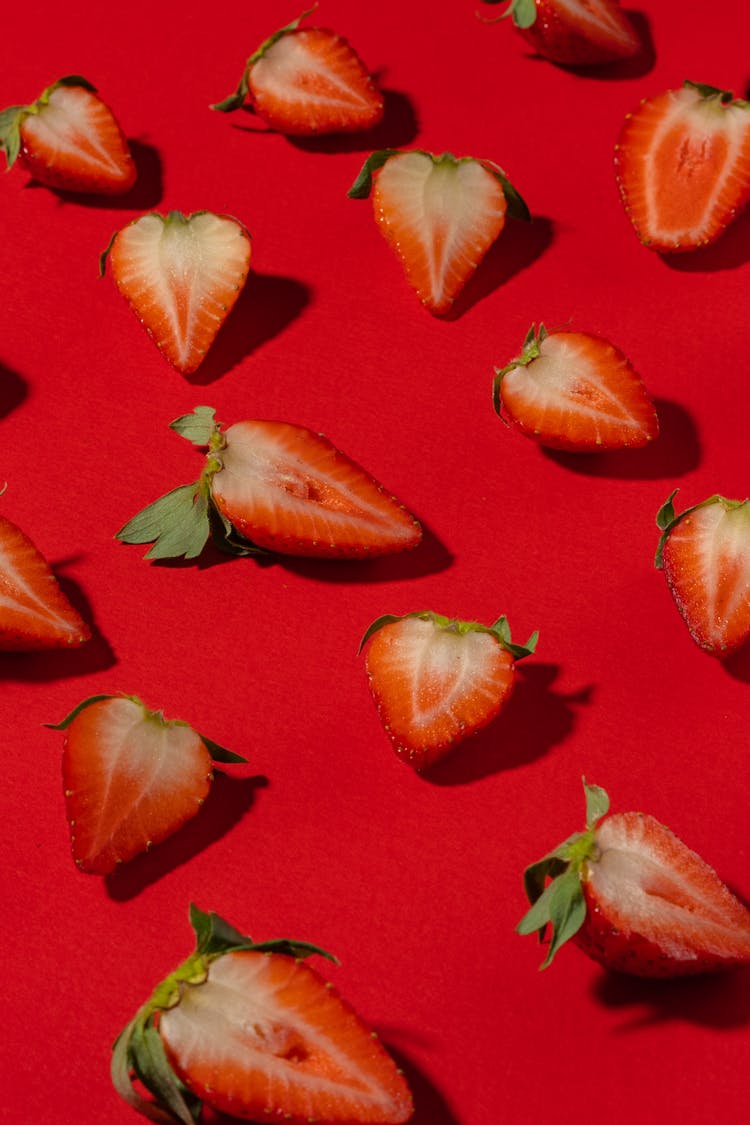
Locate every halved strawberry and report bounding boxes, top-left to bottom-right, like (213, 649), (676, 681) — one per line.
(493, 324), (659, 451)
(482, 0), (640, 67)
(212, 9), (383, 134)
(655, 490), (750, 657)
(100, 210), (251, 375)
(0, 511), (90, 650)
(0, 75), (135, 194)
(348, 149), (529, 315)
(117, 406), (421, 561)
(47, 694), (245, 874)
(518, 781), (750, 976)
(112, 905), (414, 1125)
(615, 81), (750, 252)
(360, 611), (537, 769)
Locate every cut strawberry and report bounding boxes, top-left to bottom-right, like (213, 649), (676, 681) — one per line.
(655, 490), (750, 657)
(348, 149), (529, 315)
(47, 694), (245, 874)
(212, 9), (383, 134)
(117, 406), (422, 561)
(482, 0), (640, 66)
(112, 905), (414, 1125)
(518, 781), (750, 976)
(361, 611), (537, 769)
(0, 511), (90, 650)
(493, 324), (659, 451)
(0, 75), (135, 194)
(100, 210), (251, 375)
(615, 81), (750, 252)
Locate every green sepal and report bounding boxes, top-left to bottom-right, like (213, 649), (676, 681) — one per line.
(211, 7), (317, 112)
(44, 693), (122, 730)
(479, 0), (537, 28)
(170, 406), (219, 447)
(359, 610), (538, 660)
(0, 106), (25, 168)
(683, 79), (746, 106)
(116, 483), (211, 561)
(490, 614), (538, 660)
(347, 150), (403, 198)
(128, 1021), (201, 1125)
(481, 159), (531, 222)
(188, 905), (337, 963)
(357, 613), (410, 653)
(98, 229), (119, 277)
(492, 322), (548, 415)
(111, 1016), (179, 1125)
(200, 737), (247, 765)
(653, 490), (745, 569)
(584, 779), (609, 827)
(207, 503), (271, 558)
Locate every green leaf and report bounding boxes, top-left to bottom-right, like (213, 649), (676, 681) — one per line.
(683, 79), (735, 103)
(347, 150), (403, 198)
(44, 694), (120, 730)
(169, 406), (218, 446)
(583, 780), (609, 828)
(200, 736), (247, 764)
(522, 843), (576, 905)
(656, 488), (679, 531)
(50, 75), (98, 94)
(207, 504), (270, 557)
(509, 0), (538, 29)
(482, 160), (531, 222)
(0, 106), (24, 167)
(111, 1017), (182, 1125)
(541, 869), (586, 967)
(116, 483), (210, 561)
(190, 905), (252, 956)
(516, 877), (559, 936)
(248, 939), (339, 963)
(357, 613), (408, 653)
(129, 1020), (200, 1125)
(98, 229), (119, 277)
(490, 615), (538, 660)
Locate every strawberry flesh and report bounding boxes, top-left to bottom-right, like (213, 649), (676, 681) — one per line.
(616, 83), (750, 251)
(159, 950), (414, 1124)
(515, 0), (640, 66)
(0, 514), (90, 650)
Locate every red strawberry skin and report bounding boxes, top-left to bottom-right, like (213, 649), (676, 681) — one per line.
(576, 812), (750, 977)
(0, 513), (90, 650)
(511, 0), (640, 67)
(159, 950), (413, 1124)
(211, 420), (422, 558)
(616, 83), (750, 252)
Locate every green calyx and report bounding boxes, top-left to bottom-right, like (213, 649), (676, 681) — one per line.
(112, 906), (336, 1125)
(516, 780), (609, 969)
(347, 149), (530, 222)
(478, 0), (537, 29)
(359, 610), (539, 659)
(492, 322), (547, 416)
(210, 6), (317, 112)
(654, 489), (749, 569)
(1, 75), (96, 169)
(683, 80), (750, 110)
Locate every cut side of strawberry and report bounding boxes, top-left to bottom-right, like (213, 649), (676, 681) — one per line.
(0, 512), (90, 650)
(493, 324), (659, 451)
(616, 81), (750, 252)
(48, 695), (245, 874)
(482, 0), (640, 67)
(518, 781), (750, 976)
(212, 11), (383, 134)
(349, 149), (529, 315)
(112, 906), (413, 1125)
(361, 611), (537, 769)
(101, 210), (251, 375)
(0, 76), (135, 194)
(655, 490), (750, 657)
(116, 406), (422, 561)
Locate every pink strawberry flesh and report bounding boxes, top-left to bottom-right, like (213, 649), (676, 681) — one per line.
(0, 514), (90, 650)
(159, 949), (414, 1124)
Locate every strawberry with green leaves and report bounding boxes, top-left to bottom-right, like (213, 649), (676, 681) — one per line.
(212, 8), (383, 134)
(48, 695), (246, 874)
(493, 324), (659, 451)
(655, 490), (750, 657)
(518, 781), (750, 976)
(361, 611), (537, 769)
(482, 0), (640, 67)
(616, 82), (750, 252)
(101, 210), (251, 375)
(117, 406), (421, 562)
(112, 905), (414, 1124)
(348, 150), (529, 315)
(0, 76), (135, 194)
(0, 511), (90, 650)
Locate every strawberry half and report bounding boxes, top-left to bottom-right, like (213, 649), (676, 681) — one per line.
(112, 905), (414, 1125)
(361, 611), (537, 769)
(0, 511), (90, 650)
(100, 210), (251, 375)
(615, 81), (750, 252)
(482, 0), (640, 66)
(0, 75), (135, 194)
(655, 490), (750, 658)
(348, 149), (529, 315)
(518, 781), (750, 976)
(47, 694), (245, 874)
(493, 323), (659, 451)
(117, 406), (422, 561)
(212, 9), (383, 134)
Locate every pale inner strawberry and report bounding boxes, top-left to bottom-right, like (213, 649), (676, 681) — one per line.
(254, 31), (376, 115)
(373, 153), (506, 313)
(587, 813), (750, 962)
(160, 951), (412, 1123)
(23, 86), (129, 182)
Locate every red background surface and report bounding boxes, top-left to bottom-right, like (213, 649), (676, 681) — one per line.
(2, 2), (750, 1122)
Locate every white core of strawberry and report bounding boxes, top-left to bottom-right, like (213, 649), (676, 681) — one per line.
(23, 86), (124, 177)
(0, 532), (81, 639)
(375, 153), (505, 309)
(254, 33), (372, 110)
